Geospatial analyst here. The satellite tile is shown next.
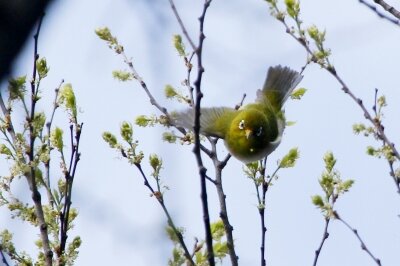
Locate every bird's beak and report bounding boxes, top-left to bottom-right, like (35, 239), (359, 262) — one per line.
(245, 129), (252, 139)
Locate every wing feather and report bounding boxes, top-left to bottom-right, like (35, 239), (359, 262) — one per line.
(171, 107), (237, 138)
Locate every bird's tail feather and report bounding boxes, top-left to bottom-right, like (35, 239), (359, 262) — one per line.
(257, 65), (303, 110)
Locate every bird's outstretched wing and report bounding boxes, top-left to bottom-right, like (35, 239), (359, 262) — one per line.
(256, 65), (303, 111)
(171, 107), (237, 138)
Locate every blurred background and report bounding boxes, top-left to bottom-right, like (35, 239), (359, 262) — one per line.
(1, 0), (400, 265)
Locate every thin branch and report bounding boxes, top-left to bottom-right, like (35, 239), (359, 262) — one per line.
(312, 218), (330, 266)
(25, 13), (53, 266)
(0, 249), (11, 266)
(44, 80), (63, 208)
(185, 52), (196, 106)
(208, 138), (238, 266)
(372, 0), (400, 19)
(0, 92), (18, 144)
(258, 157), (268, 266)
(59, 123), (82, 258)
(167, 0), (196, 51)
(191, 1), (215, 265)
(257, 157), (272, 266)
(359, 0), (400, 26)
(335, 213), (382, 265)
(134, 163), (195, 266)
(235, 93), (247, 110)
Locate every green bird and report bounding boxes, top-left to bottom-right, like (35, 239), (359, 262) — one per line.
(172, 65), (303, 163)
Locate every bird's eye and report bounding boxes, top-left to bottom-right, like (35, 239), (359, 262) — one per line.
(256, 126), (263, 136)
(238, 120), (245, 130)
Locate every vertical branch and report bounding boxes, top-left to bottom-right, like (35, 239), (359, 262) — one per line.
(25, 14), (53, 266)
(312, 218), (330, 266)
(258, 158), (268, 266)
(257, 159), (280, 266)
(256, 157), (268, 266)
(0, 249), (11, 266)
(44, 81), (62, 208)
(192, 1), (215, 265)
(167, 0), (215, 264)
(209, 138), (238, 266)
(59, 123), (82, 257)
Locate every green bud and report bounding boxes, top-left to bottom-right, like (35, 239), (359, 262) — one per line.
(58, 83), (77, 121)
(165, 225), (185, 244)
(103, 131), (118, 148)
(279, 147), (299, 168)
(32, 112), (46, 137)
(149, 154), (162, 171)
(307, 25), (322, 41)
(285, 0), (300, 18)
(286, 121), (296, 126)
(352, 123), (366, 134)
(165, 84), (178, 99)
(366, 146), (376, 156)
(340, 179), (354, 192)
(135, 115), (151, 127)
(173, 34), (186, 57)
(245, 161), (259, 171)
(382, 145), (395, 162)
(162, 132), (177, 143)
(311, 195), (325, 208)
(377, 95), (387, 107)
(112, 70), (133, 81)
(211, 220), (225, 241)
(36, 57), (49, 79)
(70, 236), (82, 249)
(0, 144), (12, 157)
(213, 242), (229, 259)
(133, 151), (144, 164)
(8, 76), (26, 101)
(120, 121), (133, 143)
(290, 88), (307, 100)
(323, 151), (336, 172)
(95, 27), (113, 42)
(51, 127), (64, 151)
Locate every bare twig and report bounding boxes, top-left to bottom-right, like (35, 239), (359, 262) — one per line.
(359, 0), (400, 26)
(0, 249), (11, 266)
(59, 123), (82, 259)
(235, 93), (247, 110)
(258, 158), (268, 266)
(25, 14), (53, 266)
(312, 218), (330, 266)
(0, 92), (17, 143)
(167, 0), (196, 50)
(371, 0), (400, 19)
(191, 1), (216, 265)
(43, 80), (63, 208)
(256, 157), (281, 266)
(335, 213), (382, 265)
(208, 138), (238, 266)
(134, 163), (195, 266)
(185, 52), (196, 106)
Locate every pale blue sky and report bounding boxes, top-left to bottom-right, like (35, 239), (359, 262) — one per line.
(2, 0), (400, 265)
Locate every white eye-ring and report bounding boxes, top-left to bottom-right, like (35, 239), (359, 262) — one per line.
(256, 126), (263, 137)
(238, 120), (245, 130)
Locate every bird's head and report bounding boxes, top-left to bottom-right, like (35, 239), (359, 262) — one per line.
(224, 108), (278, 163)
